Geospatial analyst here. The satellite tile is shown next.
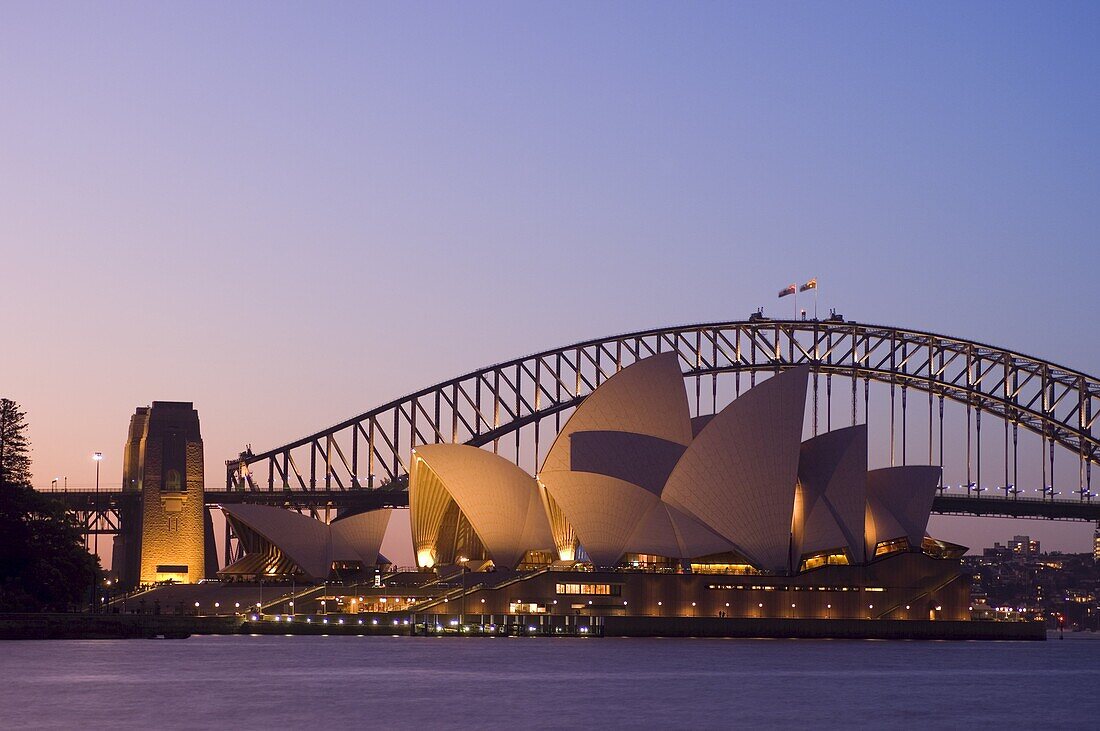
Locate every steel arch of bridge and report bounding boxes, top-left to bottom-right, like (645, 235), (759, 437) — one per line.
(227, 319), (1098, 504)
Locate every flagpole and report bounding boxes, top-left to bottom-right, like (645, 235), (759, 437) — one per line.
(814, 285), (818, 320)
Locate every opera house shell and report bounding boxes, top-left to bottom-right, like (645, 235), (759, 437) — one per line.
(208, 352), (968, 623)
(410, 353), (963, 576)
(217, 503), (392, 581)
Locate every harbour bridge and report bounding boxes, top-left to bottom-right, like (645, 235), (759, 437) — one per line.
(54, 316), (1100, 552)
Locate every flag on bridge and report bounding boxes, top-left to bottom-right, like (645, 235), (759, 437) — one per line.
(778, 284), (796, 298)
(800, 278), (818, 292)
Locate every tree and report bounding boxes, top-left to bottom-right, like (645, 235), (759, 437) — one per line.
(0, 485), (100, 611)
(0, 400), (100, 611)
(0, 398), (32, 488)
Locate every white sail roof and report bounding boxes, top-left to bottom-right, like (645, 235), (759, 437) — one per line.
(411, 444), (553, 569)
(568, 430), (686, 495)
(795, 425), (868, 563)
(540, 470), (660, 567)
(331, 509), (392, 567)
(219, 503), (389, 580)
(662, 367), (809, 572)
(540, 352), (693, 475)
(865, 466), (941, 553)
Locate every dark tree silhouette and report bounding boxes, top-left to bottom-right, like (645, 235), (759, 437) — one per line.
(0, 400), (100, 611)
(0, 485), (101, 611)
(0, 398), (32, 488)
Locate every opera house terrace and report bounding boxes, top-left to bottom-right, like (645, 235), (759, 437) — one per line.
(114, 354), (1042, 639)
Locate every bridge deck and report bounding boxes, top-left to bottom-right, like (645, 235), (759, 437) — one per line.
(931, 494), (1100, 521)
(39, 488), (1100, 522)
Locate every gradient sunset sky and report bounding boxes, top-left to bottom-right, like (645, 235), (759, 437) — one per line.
(3, 2), (1099, 559)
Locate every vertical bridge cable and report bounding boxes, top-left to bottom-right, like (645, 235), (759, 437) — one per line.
(966, 400), (972, 496)
(938, 393), (945, 490)
(928, 387), (934, 468)
(1050, 434), (1056, 499)
(889, 342), (896, 467)
(976, 407), (982, 497)
(711, 331), (718, 416)
(890, 380), (896, 467)
(1004, 405), (1010, 497)
(901, 384), (908, 466)
(864, 376), (870, 449)
(1042, 427), (1048, 501)
(826, 330), (833, 432)
(813, 367), (819, 436)
(850, 329), (858, 427)
(1013, 420), (1019, 500)
(900, 340), (908, 466)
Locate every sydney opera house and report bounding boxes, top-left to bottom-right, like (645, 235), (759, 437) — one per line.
(212, 353), (970, 623)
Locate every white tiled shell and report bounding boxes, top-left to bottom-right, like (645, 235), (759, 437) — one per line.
(865, 466), (941, 553)
(623, 500), (682, 558)
(540, 469), (660, 567)
(219, 503), (337, 579)
(568, 430), (686, 495)
(539, 352), (693, 475)
(411, 444), (553, 569)
(624, 500), (735, 559)
(408, 453), (455, 568)
(661, 367), (809, 572)
(665, 503), (737, 558)
(331, 509), (393, 567)
(795, 425), (868, 563)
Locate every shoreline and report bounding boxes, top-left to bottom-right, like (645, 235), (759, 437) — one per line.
(0, 613), (1045, 641)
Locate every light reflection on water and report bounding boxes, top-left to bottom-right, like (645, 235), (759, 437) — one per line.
(2, 634), (1098, 729)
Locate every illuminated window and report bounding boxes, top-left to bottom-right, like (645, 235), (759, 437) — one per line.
(689, 561), (759, 575)
(798, 549), (850, 572)
(873, 537), (910, 557)
(921, 537), (967, 559)
(555, 583), (621, 596)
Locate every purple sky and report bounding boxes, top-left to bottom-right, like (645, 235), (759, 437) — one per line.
(3, 2), (1099, 560)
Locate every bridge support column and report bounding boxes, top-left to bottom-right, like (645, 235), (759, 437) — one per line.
(140, 402), (205, 586)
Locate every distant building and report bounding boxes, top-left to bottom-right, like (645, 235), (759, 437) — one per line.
(1094, 524), (1100, 563)
(1008, 535), (1039, 557)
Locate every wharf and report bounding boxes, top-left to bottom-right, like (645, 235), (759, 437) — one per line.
(602, 616), (1046, 640)
(0, 614), (1044, 641)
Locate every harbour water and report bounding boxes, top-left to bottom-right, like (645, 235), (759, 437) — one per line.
(3, 633), (1098, 729)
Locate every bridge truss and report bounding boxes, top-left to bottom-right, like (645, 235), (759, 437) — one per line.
(226, 318), (1100, 520)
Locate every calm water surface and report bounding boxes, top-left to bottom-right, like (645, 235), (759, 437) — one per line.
(2, 633), (1098, 729)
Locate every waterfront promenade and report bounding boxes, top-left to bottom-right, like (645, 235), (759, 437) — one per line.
(0, 613), (1044, 641)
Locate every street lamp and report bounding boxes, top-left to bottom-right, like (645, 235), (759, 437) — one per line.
(89, 452), (103, 612)
(94, 448), (104, 549)
(458, 556), (469, 627)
